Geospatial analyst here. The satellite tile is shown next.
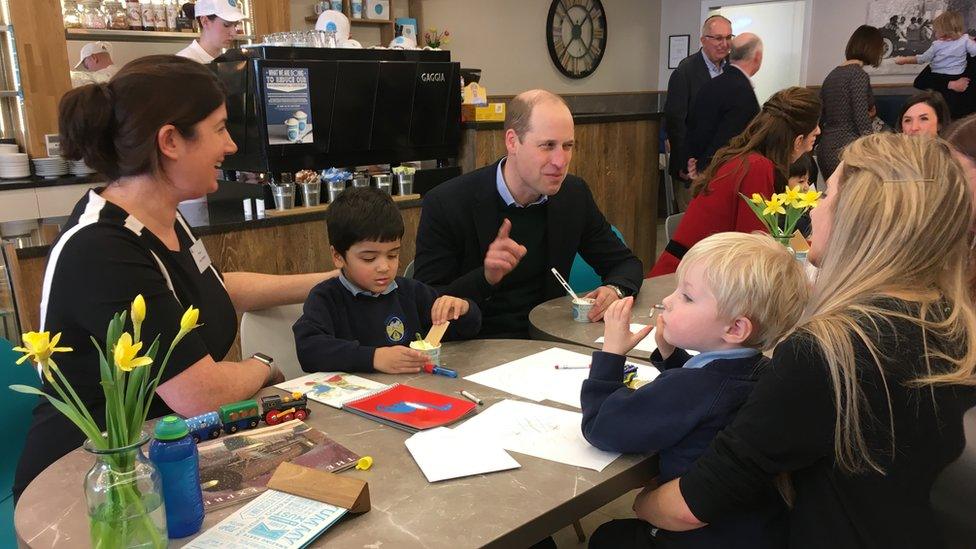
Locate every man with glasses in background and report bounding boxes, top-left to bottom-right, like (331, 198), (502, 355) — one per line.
(664, 15), (732, 208)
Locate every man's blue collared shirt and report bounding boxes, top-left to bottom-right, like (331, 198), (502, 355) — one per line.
(703, 53), (726, 79)
(338, 271), (398, 297)
(682, 347), (760, 369)
(496, 157), (549, 208)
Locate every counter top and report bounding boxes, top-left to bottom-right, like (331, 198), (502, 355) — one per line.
(0, 173), (104, 191)
(14, 181), (423, 260)
(462, 110), (662, 130)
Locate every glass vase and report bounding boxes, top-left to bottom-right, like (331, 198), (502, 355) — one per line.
(84, 432), (168, 549)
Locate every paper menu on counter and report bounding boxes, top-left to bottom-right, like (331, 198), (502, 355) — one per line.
(276, 372), (388, 409)
(452, 399), (620, 471)
(404, 427), (521, 482)
(185, 489), (346, 549)
(463, 347), (659, 409)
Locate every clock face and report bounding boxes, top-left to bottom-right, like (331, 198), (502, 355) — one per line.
(547, 0), (607, 79)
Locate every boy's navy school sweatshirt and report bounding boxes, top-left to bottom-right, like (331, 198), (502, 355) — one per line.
(293, 275), (481, 373)
(581, 348), (787, 549)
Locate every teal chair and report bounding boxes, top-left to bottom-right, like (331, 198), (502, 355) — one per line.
(568, 226), (626, 293)
(0, 337), (41, 546)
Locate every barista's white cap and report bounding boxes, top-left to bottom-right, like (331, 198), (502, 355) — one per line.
(194, 0), (246, 22)
(74, 41), (111, 70)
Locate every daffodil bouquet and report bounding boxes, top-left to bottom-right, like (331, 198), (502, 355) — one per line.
(11, 295), (200, 548)
(739, 185), (821, 242)
(11, 295), (200, 452)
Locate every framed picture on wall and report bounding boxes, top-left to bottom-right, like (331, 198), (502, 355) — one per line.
(668, 34), (690, 69)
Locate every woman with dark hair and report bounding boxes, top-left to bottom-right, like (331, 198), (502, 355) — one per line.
(899, 89), (952, 136)
(175, 0), (244, 63)
(12, 55), (336, 500)
(648, 87), (821, 276)
(816, 24), (884, 180)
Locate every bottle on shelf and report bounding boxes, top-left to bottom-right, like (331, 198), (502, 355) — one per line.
(148, 416), (205, 539)
(126, 0), (143, 30)
(165, 0), (178, 32)
(63, 0), (83, 29)
(153, 0), (169, 31)
(104, 1), (129, 30)
(79, 0), (108, 29)
(141, 0), (157, 31)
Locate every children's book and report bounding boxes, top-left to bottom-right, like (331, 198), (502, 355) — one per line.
(185, 489), (347, 548)
(197, 420), (359, 511)
(343, 384), (477, 433)
(276, 372), (389, 409)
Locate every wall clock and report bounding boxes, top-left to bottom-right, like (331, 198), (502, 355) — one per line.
(546, 0), (608, 79)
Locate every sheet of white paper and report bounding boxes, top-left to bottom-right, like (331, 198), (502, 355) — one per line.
(404, 427), (521, 482)
(453, 399), (620, 471)
(595, 324), (658, 352)
(465, 347), (660, 409)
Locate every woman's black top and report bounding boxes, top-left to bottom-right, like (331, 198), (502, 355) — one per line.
(680, 299), (976, 548)
(13, 189), (237, 500)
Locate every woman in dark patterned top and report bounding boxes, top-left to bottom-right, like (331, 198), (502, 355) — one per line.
(816, 25), (884, 180)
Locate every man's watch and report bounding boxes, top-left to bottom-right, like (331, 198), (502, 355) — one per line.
(606, 284), (625, 299)
(250, 352), (274, 369)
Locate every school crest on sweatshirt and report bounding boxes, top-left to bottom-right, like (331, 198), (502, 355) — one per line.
(385, 315), (406, 342)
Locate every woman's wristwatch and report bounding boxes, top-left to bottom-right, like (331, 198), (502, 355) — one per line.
(607, 284), (626, 299)
(250, 352), (274, 369)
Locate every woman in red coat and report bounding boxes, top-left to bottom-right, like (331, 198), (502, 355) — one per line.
(650, 87), (822, 277)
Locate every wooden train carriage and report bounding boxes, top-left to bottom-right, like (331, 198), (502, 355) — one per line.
(218, 399), (261, 433)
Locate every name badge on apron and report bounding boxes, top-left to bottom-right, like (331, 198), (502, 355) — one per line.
(189, 239), (212, 274)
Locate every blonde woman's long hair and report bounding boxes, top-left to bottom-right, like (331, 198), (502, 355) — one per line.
(800, 133), (976, 475)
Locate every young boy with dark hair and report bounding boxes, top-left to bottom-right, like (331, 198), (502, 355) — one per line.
(294, 187), (481, 374)
(582, 232), (809, 548)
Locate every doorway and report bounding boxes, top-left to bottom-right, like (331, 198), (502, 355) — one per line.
(702, 0), (808, 103)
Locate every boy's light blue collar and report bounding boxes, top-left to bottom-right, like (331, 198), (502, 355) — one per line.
(496, 158), (548, 208)
(683, 347), (760, 369)
(338, 271), (398, 297)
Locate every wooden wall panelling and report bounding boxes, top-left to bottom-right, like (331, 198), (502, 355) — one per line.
(8, 0), (73, 157)
(17, 255), (45, 334)
(251, 0), (291, 36)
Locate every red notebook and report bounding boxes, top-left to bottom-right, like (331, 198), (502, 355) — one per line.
(342, 384), (477, 432)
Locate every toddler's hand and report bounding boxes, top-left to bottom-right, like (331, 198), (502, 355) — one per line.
(655, 312), (675, 359)
(602, 297), (654, 356)
(373, 346), (426, 374)
(431, 295), (469, 324)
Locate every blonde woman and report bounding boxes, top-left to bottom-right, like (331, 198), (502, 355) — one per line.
(634, 133), (976, 546)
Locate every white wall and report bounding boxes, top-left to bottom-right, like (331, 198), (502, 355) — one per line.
(660, 0), (917, 90)
(406, 0), (660, 96)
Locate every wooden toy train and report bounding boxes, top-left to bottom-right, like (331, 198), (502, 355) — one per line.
(183, 392), (311, 443)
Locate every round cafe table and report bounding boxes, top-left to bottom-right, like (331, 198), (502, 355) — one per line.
(528, 275), (676, 359)
(15, 339), (658, 549)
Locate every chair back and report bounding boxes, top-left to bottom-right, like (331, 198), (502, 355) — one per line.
(932, 406), (976, 548)
(404, 260), (415, 280)
(239, 304), (306, 381)
(568, 226), (626, 293)
(0, 337), (42, 544)
(664, 212), (684, 242)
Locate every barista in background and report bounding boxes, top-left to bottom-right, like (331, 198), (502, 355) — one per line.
(69, 42), (118, 88)
(175, 0), (244, 64)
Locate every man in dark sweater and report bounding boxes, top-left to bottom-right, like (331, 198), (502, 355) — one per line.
(414, 89), (644, 338)
(293, 188), (481, 374)
(582, 233), (809, 548)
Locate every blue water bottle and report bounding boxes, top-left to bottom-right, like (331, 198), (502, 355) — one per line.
(149, 416), (205, 538)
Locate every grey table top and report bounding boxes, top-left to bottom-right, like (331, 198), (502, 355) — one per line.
(15, 339), (658, 549)
(528, 276), (677, 359)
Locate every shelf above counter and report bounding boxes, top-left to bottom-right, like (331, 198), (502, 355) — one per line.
(304, 15), (393, 26)
(65, 28), (255, 43)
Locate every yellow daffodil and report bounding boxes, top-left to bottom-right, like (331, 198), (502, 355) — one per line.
(178, 305), (201, 336)
(14, 331), (72, 367)
(750, 193), (765, 205)
(131, 294), (146, 327)
(795, 189), (822, 209)
(113, 333), (153, 372)
(782, 185), (802, 207)
(763, 196), (786, 216)
(356, 455), (374, 470)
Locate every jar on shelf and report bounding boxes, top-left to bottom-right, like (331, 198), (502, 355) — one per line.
(79, 1), (108, 29)
(141, 0), (157, 31)
(62, 0), (83, 29)
(103, 1), (128, 30)
(152, 0), (169, 31)
(164, 0), (178, 31)
(126, 0), (143, 30)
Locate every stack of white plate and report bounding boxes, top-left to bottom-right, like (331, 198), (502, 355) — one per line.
(32, 156), (68, 178)
(0, 144), (19, 154)
(68, 159), (95, 176)
(0, 153), (30, 179)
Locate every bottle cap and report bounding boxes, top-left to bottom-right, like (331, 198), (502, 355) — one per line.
(154, 415), (189, 441)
